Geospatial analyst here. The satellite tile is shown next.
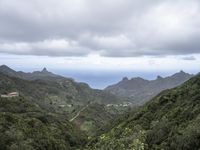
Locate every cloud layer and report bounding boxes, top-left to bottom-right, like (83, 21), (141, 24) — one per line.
(0, 0), (200, 57)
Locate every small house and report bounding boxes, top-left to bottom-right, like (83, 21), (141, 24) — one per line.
(1, 92), (19, 98)
(8, 92), (19, 97)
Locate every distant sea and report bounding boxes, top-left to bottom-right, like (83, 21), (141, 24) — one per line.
(51, 69), (178, 89)
(17, 67), (197, 89)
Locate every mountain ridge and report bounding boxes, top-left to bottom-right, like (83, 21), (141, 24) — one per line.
(0, 65), (122, 137)
(105, 70), (193, 105)
(0, 65), (68, 81)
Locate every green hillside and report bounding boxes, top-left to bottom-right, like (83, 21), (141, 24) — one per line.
(2, 66), (200, 150)
(0, 96), (86, 150)
(70, 103), (122, 137)
(0, 69), (122, 140)
(0, 72), (119, 114)
(86, 74), (200, 150)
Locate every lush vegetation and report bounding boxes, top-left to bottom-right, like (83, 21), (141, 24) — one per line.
(0, 96), (87, 150)
(0, 68), (124, 149)
(1, 66), (200, 150)
(86, 74), (200, 150)
(0, 72), (119, 111)
(1, 65), (135, 137)
(70, 103), (123, 137)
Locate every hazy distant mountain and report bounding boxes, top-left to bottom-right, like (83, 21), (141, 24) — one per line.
(0, 65), (65, 81)
(105, 71), (193, 105)
(0, 65), (20, 78)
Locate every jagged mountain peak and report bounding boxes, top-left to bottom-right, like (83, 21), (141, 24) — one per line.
(175, 70), (187, 76)
(105, 71), (193, 105)
(42, 67), (48, 72)
(171, 70), (192, 78)
(0, 65), (62, 81)
(176, 70), (188, 75)
(122, 77), (129, 81)
(0, 65), (18, 77)
(0, 64), (9, 68)
(0, 65), (14, 71)
(156, 75), (163, 80)
(33, 67), (50, 74)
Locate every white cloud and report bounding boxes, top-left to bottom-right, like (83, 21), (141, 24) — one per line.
(0, 39), (90, 56)
(0, 0), (200, 57)
(93, 34), (134, 50)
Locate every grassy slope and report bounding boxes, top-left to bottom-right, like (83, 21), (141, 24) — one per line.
(86, 74), (200, 150)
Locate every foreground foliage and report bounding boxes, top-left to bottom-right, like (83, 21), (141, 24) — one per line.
(0, 96), (86, 150)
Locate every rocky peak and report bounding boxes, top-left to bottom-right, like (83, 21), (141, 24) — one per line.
(0, 65), (12, 70)
(42, 67), (48, 72)
(156, 75), (163, 80)
(0, 65), (16, 74)
(122, 77), (129, 82)
(179, 70), (186, 74)
(172, 70), (189, 78)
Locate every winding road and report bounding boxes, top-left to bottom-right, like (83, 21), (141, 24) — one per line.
(70, 105), (88, 122)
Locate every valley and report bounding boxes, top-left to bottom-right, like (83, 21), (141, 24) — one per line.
(1, 0), (199, 149)
(86, 73), (200, 149)
(0, 65), (128, 138)
(0, 65), (199, 150)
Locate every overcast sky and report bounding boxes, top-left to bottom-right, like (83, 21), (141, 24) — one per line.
(0, 0), (200, 88)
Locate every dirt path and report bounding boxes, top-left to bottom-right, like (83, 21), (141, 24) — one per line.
(70, 105), (88, 122)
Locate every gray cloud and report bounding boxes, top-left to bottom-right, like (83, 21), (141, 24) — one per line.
(0, 0), (200, 57)
(181, 56), (196, 61)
